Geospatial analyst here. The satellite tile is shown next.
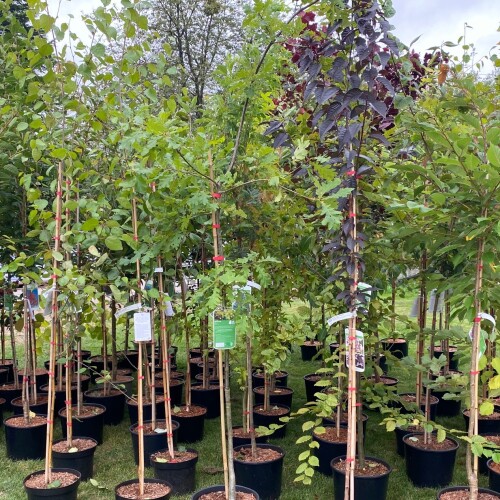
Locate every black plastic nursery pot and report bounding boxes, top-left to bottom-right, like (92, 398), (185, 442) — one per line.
(59, 404), (106, 445)
(24, 468), (81, 500)
(313, 425), (348, 475)
(331, 455), (391, 500)
(151, 448), (198, 495)
(40, 384), (78, 415)
(4, 414), (47, 460)
(0, 383), (22, 407)
(191, 484), (260, 500)
(394, 425), (423, 457)
(17, 369), (49, 390)
(232, 427), (268, 448)
(433, 345), (459, 371)
(251, 371), (288, 389)
(464, 409), (500, 434)
(481, 434), (500, 475)
(115, 478), (172, 500)
(322, 413), (368, 440)
(130, 419), (179, 467)
(127, 396), (166, 425)
(96, 375), (134, 395)
(0, 368), (9, 385)
(0, 360), (15, 382)
(11, 395), (49, 416)
(0, 397), (5, 426)
(300, 341), (323, 361)
(116, 350), (139, 371)
(381, 338), (408, 359)
(84, 388), (125, 426)
(233, 444), (284, 500)
(52, 437), (98, 481)
(433, 389), (462, 417)
(304, 373), (333, 403)
(86, 355), (111, 383)
(253, 386), (293, 409)
(488, 459), (500, 494)
(436, 486), (500, 499)
(155, 379), (184, 406)
(172, 405), (207, 443)
(399, 392), (439, 421)
(404, 433), (458, 488)
(191, 384), (221, 419)
(252, 404), (290, 439)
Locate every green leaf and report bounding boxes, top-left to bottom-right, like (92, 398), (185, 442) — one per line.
(302, 421), (315, 432)
(437, 428), (446, 443)
(91, 43), (106, 58)
(52, 251), (64, 262)
(82, 218), (99, 231)
(308, 455), (319, 467)
(16, 122), (29, 132)
(480, 401), (494, 416)
(88, 245), (100, 257)
(487, 145), (500, 168)
(105, 236), (123, 251)
(155, 457), (168, 463)
(298, 450), (310, 461)
(47, 480), (61, 489)
(386, 420), (396, 432)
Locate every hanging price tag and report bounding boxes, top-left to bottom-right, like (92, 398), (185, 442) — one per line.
(327, 311), (356, 327)
(134, 312), (152, 342)
(165, 301), (174, 317)
(213, 308), (236, 349)
(468, 312), (496, 359)
(345, 328), (365, 372)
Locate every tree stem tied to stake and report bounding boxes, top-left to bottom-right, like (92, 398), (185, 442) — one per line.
(44, 161), (64, 485)
(345, 193), (358, 500)
(209, 151), (235, 500)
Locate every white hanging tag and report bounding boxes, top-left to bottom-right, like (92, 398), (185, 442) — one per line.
(345, 328), (365, 372)
(327, 311), (356, 327)
(115, 303), (142, 318)
(134, 312), (152, 341)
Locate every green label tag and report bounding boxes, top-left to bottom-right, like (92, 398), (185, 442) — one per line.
(4, 291), (13, 311)
(213, 310), (236, 349)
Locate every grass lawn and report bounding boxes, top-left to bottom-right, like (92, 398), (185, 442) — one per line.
(0, 290), (492, 499)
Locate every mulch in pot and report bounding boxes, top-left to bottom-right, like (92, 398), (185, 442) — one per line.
(253, 405), (288, 416)
(52, 438), (96, 453)
(6, 415), (46, 427)
(60, 404), (105, 418)
(314, 426), (348, 443)
(332, 457), (389, 476)
(440, 491), (499, 500)
(232, 427), (266, 439)
(116, 481), (171, 499)
(172, 404), (206, 417)
(199, 493), (256, 500)
(151, 449), (198, 463)
(24, 471), (78, 489)
(464, 409), (500, 420)
(404, 433), (456, 451)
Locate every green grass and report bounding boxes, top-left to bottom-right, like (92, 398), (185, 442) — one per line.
(0, 291), (491, 499)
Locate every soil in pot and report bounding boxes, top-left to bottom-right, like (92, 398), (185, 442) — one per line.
(464, 409), (500, 434)
(252, 405), (290, 439)
(52, 437), (98, 481)
(253, 386), (293, 409)
(24, 469), (81, 500)
(366, 375), (399, 387)
(251, 371), (287, 388)
(192, 484), (259, 499)
(59, 404), (106, 444)
(151, 448), (198, 495)
(331, 455), (391, 500)
(232, 427), (268, 447)
(322, 412), (368, 437)
(130, 419), (179, 466)
(233, 444), (284, 500)
(403, 433), (458, 487)
(488, 459), (500, 493)
(115, 478), (172, 500)
(84, 388), (125, 426)
(191, 384), (221, 419)
(171, 404), (207, 443)
(127, 395), (166, 424)
(437, 487), (500, 499)
(4, 414), (47, 460)
(300, 341), (323, 361)
(381, 338), (408, 359)
(11, 394), (49, 416)
(313, 425), (348, 475)
(194, 373), (219, 384)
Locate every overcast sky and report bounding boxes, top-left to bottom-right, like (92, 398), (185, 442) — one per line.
(48, 0), (498, 72)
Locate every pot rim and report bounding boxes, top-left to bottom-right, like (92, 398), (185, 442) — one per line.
(233, 443), (285, 464)
(330, 455), (392, 478)
(403, 432), (459, 452)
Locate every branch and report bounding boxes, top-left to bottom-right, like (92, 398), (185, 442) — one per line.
(226, 0), (322, 174)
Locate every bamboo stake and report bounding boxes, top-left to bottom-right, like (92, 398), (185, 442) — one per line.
(44, 160), (64, 484)
(22, 290), (31, 423)
(210, 153), (232, 500)
(415, 250), (427, 406)
(344, 194), (358, 500)
(9, 304), (18, 390)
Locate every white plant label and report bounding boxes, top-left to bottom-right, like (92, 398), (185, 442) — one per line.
(165, 301), (174, 317)
(327, 311), (356, 327)
(115, 303), (142, 318)
(154, 267), (164, 273)
(468, 311), (496, 360)
(134, 312), (152, 342)
(345, 328), (365, 372)
(246, 280), (261, 290)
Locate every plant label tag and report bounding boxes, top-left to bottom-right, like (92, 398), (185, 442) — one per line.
(154, 267), (163, 273)
(213, 309), (236, 349)
(4, 290), (13, 311)
(115, 303), (142, 318)
(246, 280), (261, 290)
(468, 312), (496, 359)
(26, 285), (39, 310)
(134, 312), (152, 342)
(345, 328), (365, 372)
(327, 311), (355, 327)
(409, 296), (420, 318)
(165, 301), (174, 317)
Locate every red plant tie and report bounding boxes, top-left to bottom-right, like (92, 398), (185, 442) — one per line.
(213, 255), (224, 262)
(138, 376), (145, 380)
(349, 213), (356, 218)
(348, 387), (356, 392)
(23, 377), (29, 382)
(470, 370), (480, 375)
(65, 400), (71, 406)
(348, 336), (356, 341)
(355, 403), (362, 407)
(474, 317), (481, 323)
(212, 224), (220, 228)
(47, 419), (53, 425)
(345, 457), (355, 463)
(66, 422), (72, 427)
(212, 193), (221, 199)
